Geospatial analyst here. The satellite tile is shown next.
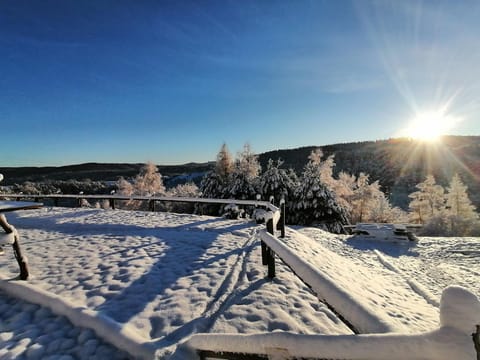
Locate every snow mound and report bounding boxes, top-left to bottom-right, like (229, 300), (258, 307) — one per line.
(440, 285), (480, 333)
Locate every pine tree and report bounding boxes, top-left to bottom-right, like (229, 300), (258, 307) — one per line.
(294, 150), (348, 233)
(258, 159), (297, 205)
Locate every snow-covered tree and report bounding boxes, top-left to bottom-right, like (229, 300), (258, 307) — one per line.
(444, 174), (478, 235)
(293, 150), (348, 233)
(116, 162), (165, 210)
(349, 173), (383, 224)
(408, 175), (445, 224)
(134, 162), (165, 196)
(369, 193), (408, 223)
(258, 159), (298, 205)
(198, 143), (235, 215)
(330, 171), (356, 217)
(215, 143), (234, 179)
(226, 143), (261, 201)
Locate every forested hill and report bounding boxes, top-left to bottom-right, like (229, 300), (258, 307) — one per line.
(1, 135), (479, 208)
(258, 135), (480, 208)
(0, 162), (214, 187)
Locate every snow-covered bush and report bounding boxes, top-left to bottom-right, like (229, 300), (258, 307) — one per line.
(252, 208), (268, 224)
(165, 182), (199, 214)
(223, 203), (244, 219)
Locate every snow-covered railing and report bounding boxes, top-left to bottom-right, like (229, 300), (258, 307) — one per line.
(188, 286), (480, 360)
(0, 194), (279, 212)
(259, 228), (389, 334)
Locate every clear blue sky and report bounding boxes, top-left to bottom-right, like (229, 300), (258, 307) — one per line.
(1, 0), (479, 166)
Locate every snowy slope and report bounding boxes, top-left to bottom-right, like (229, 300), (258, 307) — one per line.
(297, 227), (480, 300)
(0, 208), (478, 359)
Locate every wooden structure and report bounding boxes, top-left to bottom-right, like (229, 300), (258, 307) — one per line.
(0, 201), (43, 280)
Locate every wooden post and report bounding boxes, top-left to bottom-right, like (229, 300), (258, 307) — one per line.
(266, 218), (276, 278)
(261, 241), (268, 265)
(473, 324), (480, 360)
(278, 197), (286, 238)
(0, 214), (29, 280)
(149, 199), (156, 212)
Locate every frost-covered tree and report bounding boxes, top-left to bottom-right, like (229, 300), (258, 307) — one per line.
(293, 150), (348, 233)
(116, 162), (165, 210)
(134, 162), (165, 196)
(408, 175), (445, 224)
(226, 143), (261, 201)
(369, 193), (408, 223)
(198, 143), (235, 215)
(349, 173), (383, 224)
(215, 143), (234, 179)
(200, 143), (234, 200)
(444, 174), (479, 235)
(330, 171), (356, 217)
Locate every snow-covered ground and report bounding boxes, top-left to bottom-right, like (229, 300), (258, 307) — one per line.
(0, 207), (478, 359)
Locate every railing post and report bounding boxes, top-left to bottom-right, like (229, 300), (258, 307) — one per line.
(149, 199), (156, 212)
(109, 198), (115, 210)
(473, 324), (480, 360)
(261, 241), (268, 265)
(266, 218), (276, 278)
(278, 197), (286, 238)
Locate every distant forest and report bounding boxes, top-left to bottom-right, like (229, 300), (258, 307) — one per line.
(1, 135), (479, 209)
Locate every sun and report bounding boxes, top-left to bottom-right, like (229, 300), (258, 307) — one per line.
(403, 109), (460, 142)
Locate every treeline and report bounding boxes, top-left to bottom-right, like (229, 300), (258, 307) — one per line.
(258, 135), (480, 210)
(4, 141), (479, 236)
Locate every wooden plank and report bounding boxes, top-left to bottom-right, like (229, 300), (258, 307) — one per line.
(0, 201), (43, 213)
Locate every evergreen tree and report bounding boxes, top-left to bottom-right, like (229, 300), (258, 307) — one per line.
(258, 159), (297, 205)
(294, 150), (348, 233)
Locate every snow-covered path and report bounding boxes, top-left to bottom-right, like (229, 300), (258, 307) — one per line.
(297, 227), (480, 299)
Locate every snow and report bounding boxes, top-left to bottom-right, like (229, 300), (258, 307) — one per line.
(0, 207), (478, 359)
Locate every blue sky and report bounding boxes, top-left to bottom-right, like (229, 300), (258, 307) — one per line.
(1, 0), (479, 166)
